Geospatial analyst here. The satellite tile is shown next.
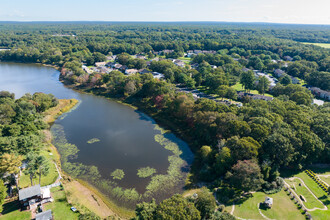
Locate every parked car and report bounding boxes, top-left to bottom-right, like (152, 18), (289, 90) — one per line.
(71, 207), (77, 212)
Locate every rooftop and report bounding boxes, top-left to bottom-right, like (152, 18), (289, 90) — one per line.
(36, 209), (52, 220)
(19, 185), (41, 201)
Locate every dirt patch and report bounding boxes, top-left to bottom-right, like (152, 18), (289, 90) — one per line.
(63, 180), (117, 219)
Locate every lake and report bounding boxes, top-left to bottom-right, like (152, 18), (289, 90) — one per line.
(0, 62), (193, 207)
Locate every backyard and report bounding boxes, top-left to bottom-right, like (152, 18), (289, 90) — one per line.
(44, 186), (80, 220)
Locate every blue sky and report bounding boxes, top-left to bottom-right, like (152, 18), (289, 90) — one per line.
(0, 0), (329, 24)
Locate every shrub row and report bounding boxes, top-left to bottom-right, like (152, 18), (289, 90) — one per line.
(283, 185), (307, 218)
(305, 170), (328, 193)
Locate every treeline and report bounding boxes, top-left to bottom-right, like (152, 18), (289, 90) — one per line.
(134, 187), (235, 220)
(1, 24), (329, 91)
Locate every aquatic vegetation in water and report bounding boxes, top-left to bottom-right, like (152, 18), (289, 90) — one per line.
(52, 121), (192, 209)
(137, 167), (157, 178)
(87, 138), (100, 144)
(111, 169), (125, 180)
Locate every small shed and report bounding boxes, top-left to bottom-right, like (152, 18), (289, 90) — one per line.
(35, 209), (53, 220)
(264, 197), (273, 208)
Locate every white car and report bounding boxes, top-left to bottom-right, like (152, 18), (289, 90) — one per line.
(71, 207), (77, 212)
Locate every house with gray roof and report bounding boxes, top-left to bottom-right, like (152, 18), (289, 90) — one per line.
(19, 185), (42, 208)
(35, 209), (53, 220)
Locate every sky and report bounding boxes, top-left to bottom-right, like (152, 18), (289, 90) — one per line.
(0, 0), (330, 25)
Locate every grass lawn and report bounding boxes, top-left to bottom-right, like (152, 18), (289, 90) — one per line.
(319, 176), (330, 185)
(296, 173), (328, 199)
(309, 209), (330, 220)
(19, 150), (58, 188)
(286, 178), (324, 209)
(230, 83), (273, 97)
(233, 191), (304, 220)
(178, 57), (191, 63)
(0, 200), (31, 220)
(44, 186), (79, 220)
(260, 190), (305, 220)
(294, 172), (330, 220)
(231, 83), (244, 91)
(302, 42), (330, 49)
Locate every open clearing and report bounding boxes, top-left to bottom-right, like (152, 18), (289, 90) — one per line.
(231, 190), (304, 220)
(302, 42), (330, 48)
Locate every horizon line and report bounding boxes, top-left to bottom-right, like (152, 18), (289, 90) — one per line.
(0, 20), (330, 26)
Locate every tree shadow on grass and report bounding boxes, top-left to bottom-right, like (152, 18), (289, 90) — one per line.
(318, 196), (330, 206)
(259, 202), (270, 211)
(2, 200), (21, 215)
(56, 198), (67, 203)
(235, 193), (253, 205)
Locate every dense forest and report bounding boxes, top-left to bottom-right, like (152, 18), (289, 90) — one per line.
(0, 22), (329, 219)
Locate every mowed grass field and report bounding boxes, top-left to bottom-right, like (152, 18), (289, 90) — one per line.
(231, 190), (304, 220)
(319, 176), (330, 185)
(302, 42), (330, 48)
(286, 178), (324, 209)
(295, 171), (330, 220)
(230, 83), (274, 97)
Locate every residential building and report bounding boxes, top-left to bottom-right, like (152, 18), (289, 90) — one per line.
(238, 92), (274, 101)
(95, 62), (106, 67)
(82, 65), (93, 74)
(113, 64), (123, 69)
(274, 69), (285, 78)
(173, 59), (185, 67)
(290, 76), (300, 84)
(242, 67), (250, 72)
(309, 87), (330, 100)
(152, 72), (165, 79)
(36, 209), (53, 220)
(19, 185), (42, 209)
(139, 69), (152, 74)
(283, 56), (293, 61)
(125, 69), (139, 75)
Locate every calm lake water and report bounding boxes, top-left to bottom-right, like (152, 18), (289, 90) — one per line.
(0, 62), (193, 198)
